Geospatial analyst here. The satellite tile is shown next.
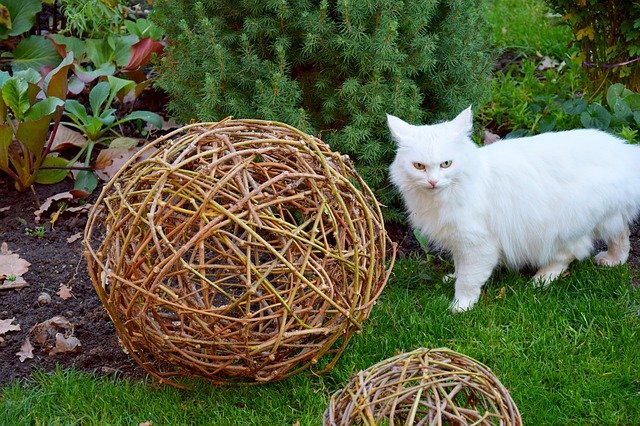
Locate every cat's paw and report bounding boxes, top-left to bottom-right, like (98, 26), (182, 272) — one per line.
(449, 296), (477, 313)
(442, 273), (456, 284)
(594, 250), (626, 266)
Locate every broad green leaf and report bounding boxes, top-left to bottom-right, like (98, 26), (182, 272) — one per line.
(73, 169), (99, 196)
(97, 112), (116, 127)
(606, 83), (626, 110)
(2, 77), (29, 120)
(623, 93), (640, 112)
(24, 97), (64, 122)
(613, 98), (633, 123)
(562, 98), (587, 115)
(13, 68), (40, 84)
(49, 34), (87, 59)
(68, 76), (85, 95)
(120, 110), (163, 129)
(73, 63), (116, 83)
(0, 0), (41, 40)
(35, 156), (69, 184)
(64, 99), (89, 124)
(43, 51), (74, 99)
(86, 36), (135, 68)
(89, 81), (110, 115)
(0, 123), (12, 172)
(106, 75), (134, 108)
(86, 116), (106, 140)
(580, 104), (612, 130)
(11, 35), (61, 72)
(16, 114), (51, 157)
(634, 111), (640, 127)
(538, 116), (556, 133)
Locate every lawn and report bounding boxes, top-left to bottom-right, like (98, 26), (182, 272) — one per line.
(2, 1), (640, 425)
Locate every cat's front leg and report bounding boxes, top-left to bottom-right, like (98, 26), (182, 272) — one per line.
(450, 246), (499, 312)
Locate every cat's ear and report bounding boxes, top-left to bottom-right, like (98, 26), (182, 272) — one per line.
(387, 114), (413, 145)
(450, 106), (473, 135)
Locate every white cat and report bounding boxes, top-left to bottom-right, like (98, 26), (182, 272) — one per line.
(388, 107), (640, 312)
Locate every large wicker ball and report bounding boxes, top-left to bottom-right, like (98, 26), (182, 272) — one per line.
(325, 348), (522, 425)
(84, 119), (395, 386)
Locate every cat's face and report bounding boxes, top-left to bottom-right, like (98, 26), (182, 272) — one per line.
(388, 107), (474, 194)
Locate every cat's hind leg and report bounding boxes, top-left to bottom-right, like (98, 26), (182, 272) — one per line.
(533, 235), (591, 287)
(595, 226), (630, 266)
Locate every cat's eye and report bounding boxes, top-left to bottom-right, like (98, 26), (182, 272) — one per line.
(440, 160), (452, 168)
(412, 162), (426, 170)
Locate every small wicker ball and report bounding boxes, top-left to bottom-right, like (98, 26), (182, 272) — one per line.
(84, 119), (395, 386)
(324, 348), (522, 425)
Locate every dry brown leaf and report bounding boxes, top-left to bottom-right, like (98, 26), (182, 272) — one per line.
(65, 204), (92, 214)
(57, 283), (73, 300)
(0, 249), (31, 277)
(94, 146), (141, 181)
(31, 316), (72, 345)
(0, 318), (20, 334)
(0, 242), (9, 255)
(66, 232), (82, 244)
(34, 191), (74, 223)
(0, 206), (9, 213)
(49, 333), (81, 355)
(17, 338), (34, 362)
(139, 422), (153, 426)
(50, 124), (88, 151)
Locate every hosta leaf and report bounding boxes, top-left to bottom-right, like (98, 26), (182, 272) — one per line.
(24, 97), (64, 122)
(2, 77), (29, 120)
(64, 99), (89, 124)
(16, 114), (50, 157)
(89, 81), (110, 114)
(120, 110), (163, 128)
(0, 0), (41, 40)
(35, 156), (69, 184)
(11, 35), (61, 73)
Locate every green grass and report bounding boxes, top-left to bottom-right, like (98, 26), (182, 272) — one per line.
(2, 257), (639, 425)
(484, 0), (573, 57)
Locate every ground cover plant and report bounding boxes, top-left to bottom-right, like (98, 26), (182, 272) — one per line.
(1, 0), (639, 424)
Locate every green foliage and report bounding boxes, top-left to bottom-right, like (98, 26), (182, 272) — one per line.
(152, 0), (493, 213)
(0, 0), (41, 40)
(0, 55), (72, 191)
(58, 0), (129, 38)
(544, 0), (640, 93)
(62, 75), (162, 194)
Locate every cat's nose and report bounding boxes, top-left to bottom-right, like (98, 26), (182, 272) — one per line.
(427, 179), (438, 188)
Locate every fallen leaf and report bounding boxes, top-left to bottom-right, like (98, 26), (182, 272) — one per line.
(49, 333), (81, 355)
(17, 339), (34, 362)
(31, 316), (73, 346)
(66, 233), (82, 244)
(65, 204), (92, 214)
(57, 284), (73, 300)
(139, 422), (153, 426)
(0, 206), (9, 213)
(0, 242), (9, 254)
(49, 124), (88, 151)
(94, 146), (141, 181)
(0, 318), (21, 334)
(0, 247), (31, 277)
(34, 191), (74, 223)
(496, 287), (507, 300)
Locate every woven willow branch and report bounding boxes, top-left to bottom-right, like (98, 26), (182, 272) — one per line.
(84, 119), (396, 386)
(324, 348), (522, 426)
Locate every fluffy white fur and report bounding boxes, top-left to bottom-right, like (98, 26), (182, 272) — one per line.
(388, 107), (640, 312)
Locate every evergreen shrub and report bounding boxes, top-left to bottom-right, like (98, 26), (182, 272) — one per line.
(152, 0), (492, 218)
(544, 0), (640, 92)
